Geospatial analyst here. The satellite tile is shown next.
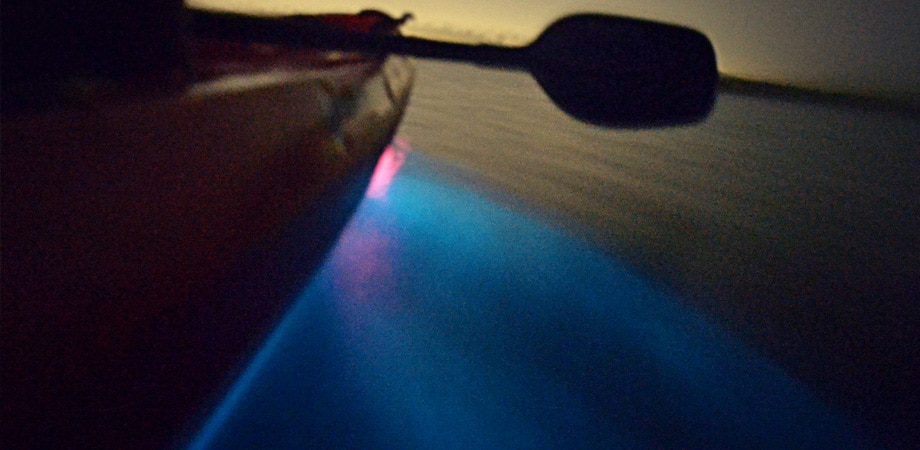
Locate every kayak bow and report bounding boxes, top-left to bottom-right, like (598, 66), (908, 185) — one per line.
(2, 12), (413, 450)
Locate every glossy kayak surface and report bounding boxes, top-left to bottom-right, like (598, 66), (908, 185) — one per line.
(2, 47), (413, 448)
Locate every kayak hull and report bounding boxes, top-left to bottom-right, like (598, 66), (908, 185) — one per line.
(2, 56), (413, 449)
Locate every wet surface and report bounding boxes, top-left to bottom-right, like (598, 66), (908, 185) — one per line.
(190, 150), (870, 449)
(397, 60), (920, 447)
(191, 58), (917, 448)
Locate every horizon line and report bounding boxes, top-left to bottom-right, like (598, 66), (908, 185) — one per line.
(717, 74), (919, 116)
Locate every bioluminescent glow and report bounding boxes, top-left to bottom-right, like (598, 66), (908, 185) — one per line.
(365, 138), (409, 199)
(188, 148), (868, 449)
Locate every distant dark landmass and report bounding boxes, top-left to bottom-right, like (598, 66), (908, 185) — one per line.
(718, 75), (919, 116)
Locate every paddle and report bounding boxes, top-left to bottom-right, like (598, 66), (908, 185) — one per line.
(190, 10), (718, 128)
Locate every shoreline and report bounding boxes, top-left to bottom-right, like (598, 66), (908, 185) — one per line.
(718, 75), (920, 116)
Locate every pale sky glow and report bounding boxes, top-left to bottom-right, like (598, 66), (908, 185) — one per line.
(189, 0), (919, 100)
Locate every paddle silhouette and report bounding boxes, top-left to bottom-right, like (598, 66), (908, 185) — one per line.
(190, 9), (718, 127)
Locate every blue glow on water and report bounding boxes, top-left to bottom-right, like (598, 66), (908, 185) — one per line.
(188, 152), (867, 449)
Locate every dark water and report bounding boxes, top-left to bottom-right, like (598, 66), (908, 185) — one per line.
(396, 60), (920, 447)
(191, 153), (867, 449)
(191, 60), (919, 448)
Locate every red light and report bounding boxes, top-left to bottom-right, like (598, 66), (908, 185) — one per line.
(365, 137), (408, 199)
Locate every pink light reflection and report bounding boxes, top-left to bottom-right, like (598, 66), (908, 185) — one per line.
(365, 137), (409, 199)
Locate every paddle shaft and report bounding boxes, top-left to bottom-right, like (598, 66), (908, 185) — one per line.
(189, 9), (718, 127)
(189, 10), (525, 69)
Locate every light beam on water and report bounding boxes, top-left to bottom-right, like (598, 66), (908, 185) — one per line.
(188, 145), (868, 449)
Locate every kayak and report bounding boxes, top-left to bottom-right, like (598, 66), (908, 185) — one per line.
(1, 14), (413, 450)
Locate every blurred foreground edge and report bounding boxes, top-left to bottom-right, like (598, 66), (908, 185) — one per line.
(1, 10), (414, 449)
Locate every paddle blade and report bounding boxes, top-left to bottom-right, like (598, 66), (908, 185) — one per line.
(527, 15), (717, 127)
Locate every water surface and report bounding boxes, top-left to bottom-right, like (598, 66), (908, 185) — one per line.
(191, 152), (868, 449)
(397, 59), (920, 446)
(193, 59), (918, 448)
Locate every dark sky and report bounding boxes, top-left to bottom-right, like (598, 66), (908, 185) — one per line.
(191, 0), (919, 99)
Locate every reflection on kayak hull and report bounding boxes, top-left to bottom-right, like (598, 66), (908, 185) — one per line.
(1, 54), (413, 449)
